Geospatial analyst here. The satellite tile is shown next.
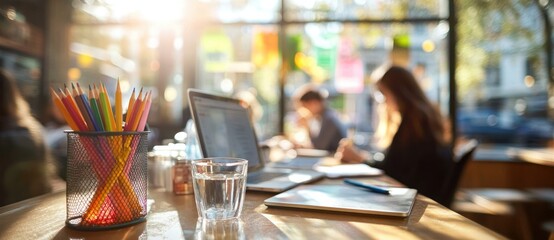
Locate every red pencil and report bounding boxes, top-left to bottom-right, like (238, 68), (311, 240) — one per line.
(59, 88), (88, 131)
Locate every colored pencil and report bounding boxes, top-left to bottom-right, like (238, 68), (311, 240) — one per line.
(72, 83), (95, 131)
(130, 92), (147, 131)
(125, 88), (135, 125)
(98, 84), (114, 131)
(63, 85), (88, 130)
(124, 88), (143, 131)
(88, 85), (104, 131)
(77, 83), (102, 131)
(94, 84), (108, 131)
(50, 88), (79, 131)
(115, 80), (122, 131)
(59, 88), (87, 131)
(136, 91), (152, 132)
(102, 83), (117, 131)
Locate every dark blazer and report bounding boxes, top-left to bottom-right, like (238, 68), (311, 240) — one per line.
(370, 120), (452, 203)
(311, 109), (346, 152)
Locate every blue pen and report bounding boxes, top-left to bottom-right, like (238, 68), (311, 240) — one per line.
(344, 178), (390, 195)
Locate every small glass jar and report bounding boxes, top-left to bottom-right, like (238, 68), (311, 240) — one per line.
(172, 159), (193, 195)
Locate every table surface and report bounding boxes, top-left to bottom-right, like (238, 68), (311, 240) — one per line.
(0, 176), (506, 240)
(475, 145), (554, 166)
(507, 147), (554, 167)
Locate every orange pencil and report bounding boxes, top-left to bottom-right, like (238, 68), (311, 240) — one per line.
(124, 88), (135, 127)
(129, 92), (148, 131)
(50, 88), (79, 131)
(123, 88), (143, 131)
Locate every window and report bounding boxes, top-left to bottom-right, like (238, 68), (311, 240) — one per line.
(282, 22), (449, 143)
(485, 65), (500, 86)
(195, 25), (280, 140)
(457, 0), (553, 147)
(66, 0), (553, 147)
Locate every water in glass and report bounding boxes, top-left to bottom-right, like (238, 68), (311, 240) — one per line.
(193, 171), (246, 220)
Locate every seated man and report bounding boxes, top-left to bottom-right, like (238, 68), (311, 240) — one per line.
(289, 85), (346, 152)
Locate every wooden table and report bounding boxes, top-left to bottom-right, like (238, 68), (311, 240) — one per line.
(456, 146), (554, 239)
(507, 147), (554, 167)
(0, 176), (506, 240)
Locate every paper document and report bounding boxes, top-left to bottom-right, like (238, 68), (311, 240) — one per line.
(314, 164), (383, 178)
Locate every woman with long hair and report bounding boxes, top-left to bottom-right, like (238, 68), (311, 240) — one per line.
(337, 65), (452, 204)
(0, 70), (54, 206)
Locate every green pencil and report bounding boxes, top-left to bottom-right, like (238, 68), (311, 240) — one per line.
(89, 85), (105, 131)
(98, 85), (113, 131)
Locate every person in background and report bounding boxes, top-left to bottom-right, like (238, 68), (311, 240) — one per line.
(235, 89), (265, 138)
(336, 65), (452, 204)
(41, 102), (69, 181)
(0, 70), (55, 206)
(289, 84), (346, 152)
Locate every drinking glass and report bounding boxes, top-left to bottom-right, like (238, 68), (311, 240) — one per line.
(191, 157), (248, 220)
(194, 218), (245, 240)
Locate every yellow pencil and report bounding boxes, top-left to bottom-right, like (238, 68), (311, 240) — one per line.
(115, 80), (122, 131)
(102, 83), (117, 131)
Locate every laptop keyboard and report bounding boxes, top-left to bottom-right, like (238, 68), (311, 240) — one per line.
(247, 171), (287, 184)
(270, 157), (321, 169)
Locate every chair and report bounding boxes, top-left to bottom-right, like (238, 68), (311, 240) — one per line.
(440, 139), (478, 208)
(451, 143), (552, 239)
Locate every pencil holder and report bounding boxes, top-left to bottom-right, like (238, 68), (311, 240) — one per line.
(65, 131), (149, 230)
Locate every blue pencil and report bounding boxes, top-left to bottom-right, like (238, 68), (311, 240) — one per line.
(77, 83), (102, 131)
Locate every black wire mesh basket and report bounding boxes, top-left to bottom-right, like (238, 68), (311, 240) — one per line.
(65, 131), (148, 231)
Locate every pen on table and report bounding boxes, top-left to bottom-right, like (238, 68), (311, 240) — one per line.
(344, 178), (390, 195)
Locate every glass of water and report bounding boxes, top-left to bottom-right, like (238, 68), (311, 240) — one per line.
(194, 218), (244, 240)
(191, 157), (248, 221)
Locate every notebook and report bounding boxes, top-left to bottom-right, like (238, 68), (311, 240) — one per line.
(264, 184), (417, 217)
(188, 89), (325, 192)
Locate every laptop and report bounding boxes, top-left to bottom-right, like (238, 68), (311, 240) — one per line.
(188, 89), (325, 192)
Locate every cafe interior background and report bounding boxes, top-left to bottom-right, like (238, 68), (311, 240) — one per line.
(1, 0), (553, 238)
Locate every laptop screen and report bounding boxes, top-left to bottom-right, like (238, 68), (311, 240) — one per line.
(189, 90), (263, 168)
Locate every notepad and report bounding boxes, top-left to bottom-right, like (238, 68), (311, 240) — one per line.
(264, 185), (417, 217)
(314, 164), (383, 178)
